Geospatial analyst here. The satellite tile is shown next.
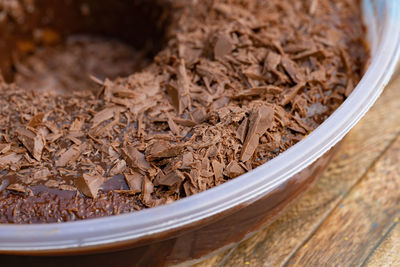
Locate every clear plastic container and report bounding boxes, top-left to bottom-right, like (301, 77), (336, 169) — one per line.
(0, 0), (399, 266)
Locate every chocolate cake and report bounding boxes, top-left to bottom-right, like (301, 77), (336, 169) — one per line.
(0, 0), (368, 223)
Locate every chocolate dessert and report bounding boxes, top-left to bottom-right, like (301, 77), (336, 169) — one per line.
(0, 0), (368, 223)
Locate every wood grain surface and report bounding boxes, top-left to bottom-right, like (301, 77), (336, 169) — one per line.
(194, 75), (400, 266)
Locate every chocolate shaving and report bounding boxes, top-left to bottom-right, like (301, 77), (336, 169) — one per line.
(142, 176), (154, 205)
(0, 153), (22, 167)
(214, 33), (233, 59)
(167, 115), (181, 136)
(124, 172), (143, 193)
(16, 127), (45, 161)
(281, 82), (306, 106)
(241, 105), (274, 162)
(224, 161), (246, 178)
(0, 143), (11, 154)
(281, 57), (305, 83)
(109, 159), (127, 176)
(7, 184), (25, 193)
(70, 118), (85, 132)
(74, 173), (105, 198)
(173, 118), (197, 127)
(32, 168), (51, 182)
(166, 85), (180, 113)
(44, 180), (61, 188)
(181, 152), (193, 169)
(122, 145), (150, 171)
(27, 113), (44, 128)
(236, 117), (249, 144)
(91, 107), (120, 128)
(59, 184), (77, 191)
(234, 86), (283, 99)
(212, 160), (225, 180)
(55, 145), (81, 167)
(156, 170), (185, 187)
(146, 141), (183, 161)
(177, 60), (192, 114)
(264, 51), (281, 72)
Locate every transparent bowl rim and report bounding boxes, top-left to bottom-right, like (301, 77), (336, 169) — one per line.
(0, 0), (399, 253)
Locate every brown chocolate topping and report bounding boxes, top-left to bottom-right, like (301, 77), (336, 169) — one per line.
(0, 0), (368, 223)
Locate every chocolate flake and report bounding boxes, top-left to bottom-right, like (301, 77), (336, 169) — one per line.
(27, 113), (44, 128)
(281, 82), (306, 106)
(146, 141), (183, 161)
(240, 105), (274, 162)
(122, 145), (150, 171)
(31, 168), (51, 182)
(224, 161), (246, 178)
(176, 60), (192, 114)
(70, 118), (85, 132)
(16, 127), (45, 161)
(157, 170), (185, 187)
(281, 57), (305, 83)
(142, 176), (154, 205)
(167, 115), (181, 136)
(91, 107), (119, 128)
(59, 184), (77, 191)
(212, 160), (225, 180)
(109, 159), (127, 176)
(44, 180), (61, 188)
(0, 153), (22, 167)
(7, 184), (25, 193)
(55, 145), (81, 167)
(236, 117), (249, 143)
(214, 33), (233, 59)
(124, 172), (143, 193)
(75, 173), (105, 198)
(0, 143), (11, 154)
(181, 152), (193, 169)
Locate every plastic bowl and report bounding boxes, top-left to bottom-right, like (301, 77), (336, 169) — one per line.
(0, 0), (399, 266)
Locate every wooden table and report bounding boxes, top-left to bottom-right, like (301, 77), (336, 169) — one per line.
(195, 74), (400, 267)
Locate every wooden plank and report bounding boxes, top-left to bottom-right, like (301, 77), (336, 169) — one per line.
(288, 134), (400, 266)
(365, 218), (400, 266)
(195, 76), (400, 266)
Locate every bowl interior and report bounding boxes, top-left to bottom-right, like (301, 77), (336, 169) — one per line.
(0, 0), (399, 254)
(0, 0), (170, 83)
